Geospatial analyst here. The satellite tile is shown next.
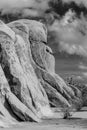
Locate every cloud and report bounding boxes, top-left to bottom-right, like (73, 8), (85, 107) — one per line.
(79, 63), (87, 70)
(0, 0), (34, 8)
(22, 8), (39, 17)
(48, 9), (87, 57)
(62, 0), (87, 7)
(0, 0), (50, 18)
(0, 0), (49, 9)
(49, 23), (87, 56)
(59, 42), (87, 56)
(82, 72), (87, 77)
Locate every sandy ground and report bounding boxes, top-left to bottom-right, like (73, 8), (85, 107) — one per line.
(1, 108), (87, 130)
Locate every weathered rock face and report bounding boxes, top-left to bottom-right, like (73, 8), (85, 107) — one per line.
(8, 20), (72, 107)
(0, 19), (81, 127)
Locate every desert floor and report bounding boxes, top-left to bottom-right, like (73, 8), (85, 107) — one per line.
(1, 107), (87, 130)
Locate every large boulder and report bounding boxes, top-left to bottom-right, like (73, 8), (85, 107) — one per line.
(8, 20), (74, 107)
(0, 19), (81, 127)
(0, 21), (41, 123)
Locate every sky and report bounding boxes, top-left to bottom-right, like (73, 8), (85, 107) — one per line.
(0, 0), (49, 9)
(0, 0), (50, 16)
(0, 0), (87, 57)
(48, 9), (87, 57)
(0, 0), (86, 9)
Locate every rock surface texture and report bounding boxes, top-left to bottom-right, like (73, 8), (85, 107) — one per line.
(0, 19), (81, 127)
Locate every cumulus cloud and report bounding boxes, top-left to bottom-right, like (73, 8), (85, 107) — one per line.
(0, 0), (34, 8)
(0, 0), (49, 9)
(48, 9), (87, 57)
(59, 42), (87, 56)
(0, 0), (50, 18)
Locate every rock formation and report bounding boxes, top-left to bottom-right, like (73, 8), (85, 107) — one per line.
(0, 19), (82, 127)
